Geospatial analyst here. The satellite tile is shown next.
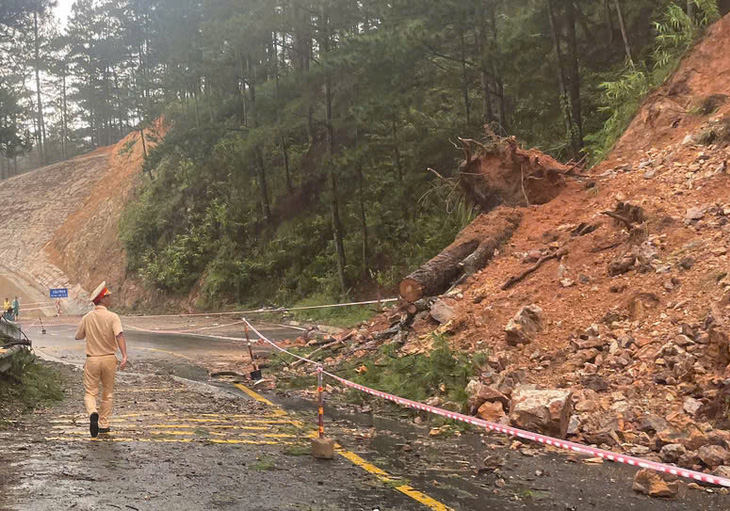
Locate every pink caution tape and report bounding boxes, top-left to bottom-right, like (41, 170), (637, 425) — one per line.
(242, 316), (730, 489)
(324, 371), (730, 488)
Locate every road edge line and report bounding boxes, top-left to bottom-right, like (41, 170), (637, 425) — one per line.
(234, 382), (454, 511)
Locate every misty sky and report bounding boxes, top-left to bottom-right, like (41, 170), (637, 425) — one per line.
(55, 0), (74, 26)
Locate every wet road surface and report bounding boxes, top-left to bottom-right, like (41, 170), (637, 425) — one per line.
(2, 318), (729, 510)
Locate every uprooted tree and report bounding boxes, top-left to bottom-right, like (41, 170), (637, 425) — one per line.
(399, 135), (573, 303)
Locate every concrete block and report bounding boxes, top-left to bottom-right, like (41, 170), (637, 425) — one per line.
(311, 436), (335, 459)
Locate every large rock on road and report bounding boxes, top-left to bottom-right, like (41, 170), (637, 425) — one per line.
(509, 385), (573, 439)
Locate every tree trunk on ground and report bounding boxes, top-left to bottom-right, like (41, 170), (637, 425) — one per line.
(564, 0), (584, 155)
(614, 0), (634, 67)
(399, 209), (522, 302)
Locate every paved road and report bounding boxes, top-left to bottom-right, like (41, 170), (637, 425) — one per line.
(24, 318), (299, 378)
(5, 318), (730, 510)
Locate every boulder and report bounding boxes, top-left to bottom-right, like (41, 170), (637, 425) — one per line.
(608, 254), (637, 276)
(698, 445), (730, 470)
(633, 469), (679, 499)
(509, 386), (573, 439)
(466, 380), (510, 412)
(430, 300), (455, 324)
(660, 444), (687, 464)
(505, 305), (543, 346)
(477, 401), (508, 424)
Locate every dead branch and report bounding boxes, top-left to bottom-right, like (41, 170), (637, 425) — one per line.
(501, 247), (568, 290)
(590, 241), (623, 253)
(428, 167), (448, 181)
(601, 210), (634, 231)
(291, 339), (343, 368)
(520, 166), (531, 206)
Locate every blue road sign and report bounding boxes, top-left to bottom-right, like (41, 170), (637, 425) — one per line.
(50, 288), (69, 299)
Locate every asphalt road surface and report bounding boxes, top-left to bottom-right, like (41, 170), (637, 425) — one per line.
(2, 317), (729, 510)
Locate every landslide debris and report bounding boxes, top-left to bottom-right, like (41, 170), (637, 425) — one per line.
(281, 13), (730, 490)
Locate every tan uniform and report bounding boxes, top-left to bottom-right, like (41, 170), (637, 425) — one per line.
(75, 306), (123, 428)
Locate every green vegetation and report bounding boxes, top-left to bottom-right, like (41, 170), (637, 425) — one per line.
(282, 444), (311, 456)
(343, 334), (486, 411)
(286, 295), (378, 328)
(1, 1), (726, 309)
(251, 455), (277, 471)
(587, 0), (721, 160)
(0, 350), (65, 418)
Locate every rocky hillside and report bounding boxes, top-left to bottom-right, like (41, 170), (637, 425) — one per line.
(324, 13), (730, 483)
(0, 122), (163, 313)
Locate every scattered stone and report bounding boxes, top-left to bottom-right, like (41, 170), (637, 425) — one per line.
(683, 397), (702, 417)
(713, 466), (730, 479)
(660, 443), (687, 464)
(429, 300), (455, 324)
(509, 386), (573, 439)
(679, 257), (695, 270)
(505, 305), (543, 346)
(698, 445), (730, 470)
(686, 207), (706, 222)
(609, 254), (637, 276)
(466, 381), (510, 411)
(477, 401), (508, 424)
(633, 469), (679, 499)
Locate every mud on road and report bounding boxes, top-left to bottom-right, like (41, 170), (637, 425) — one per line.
(2, 335), (730, 510)
(0, 363), (423, 511)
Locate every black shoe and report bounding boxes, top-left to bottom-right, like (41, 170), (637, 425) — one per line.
(98, 427), (111, 434)
(90, 413), (99, 438)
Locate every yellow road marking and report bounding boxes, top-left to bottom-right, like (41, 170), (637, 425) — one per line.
(55, 412), (285, 419)
(233, 383), (287, 416)
(236, 383), (453, 511)
(149, 431), (297, 439)
(119, 388), (177, 393)
(149, 424), (271, 430)
(45, 436), (299, 446)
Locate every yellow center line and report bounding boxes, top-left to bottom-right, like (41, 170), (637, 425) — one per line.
(45, 436), (299, 446)
(234, 383), (288, 416)
(235, 382), (453, 511)
(149, 424), (271, 430)
(54, 412), (285, 419)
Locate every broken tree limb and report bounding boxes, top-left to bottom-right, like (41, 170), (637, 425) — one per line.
(601, 210), (634, 231)
(291, 339), (343, 368)
(501, 247), (568, 290)
(399, 209), (522, 302)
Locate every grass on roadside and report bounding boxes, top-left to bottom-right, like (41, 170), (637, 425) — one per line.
(0, 350), (65, 424)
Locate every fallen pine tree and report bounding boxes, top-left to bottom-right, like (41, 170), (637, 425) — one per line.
(399, 208), (522, 302)
(400, 135), (574, 303)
